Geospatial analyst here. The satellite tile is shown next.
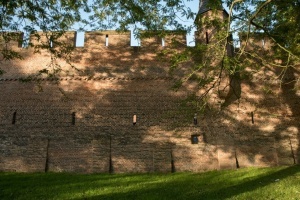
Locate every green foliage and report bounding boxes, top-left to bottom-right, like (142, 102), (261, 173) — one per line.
(230, 0), (300, 65)
(179, 93), (209, 114)
(223, 56), (243, 75)
(262, 84), (273, 94)
(0, 69), (4, 75)
(172, 79), (183, 91)
(86, 0), (192, 32)
(1, 0), (299, 65)
(0, 0), (299, 107)
(0, 48), (23, 60)
(0, 166), (299, 199)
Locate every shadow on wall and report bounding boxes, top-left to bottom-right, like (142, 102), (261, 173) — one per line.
(0, 32), (299, 173)
(71, 31), (188, 79)
(279, 66), (300, 164)
(0, 70), (299, 173)
(0, 31), (188, 79)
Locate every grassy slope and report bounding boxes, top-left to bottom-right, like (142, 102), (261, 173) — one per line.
(0, 166), (300, 200)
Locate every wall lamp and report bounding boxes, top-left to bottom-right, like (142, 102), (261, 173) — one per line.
(133, 115), (137, 125)
(191, 135), (199, 144)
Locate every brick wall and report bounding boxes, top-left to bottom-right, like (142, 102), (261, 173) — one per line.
(0, 31), (299, 173)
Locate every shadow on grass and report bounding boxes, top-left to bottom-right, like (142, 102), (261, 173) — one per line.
(82, 165), (300, 200)
(198, 165), (300, 200)
(1, 166), (299, 200)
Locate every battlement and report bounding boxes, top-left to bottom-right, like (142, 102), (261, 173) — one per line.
(1, 30), (188, 49)
(239, 33), (273, 51)
(0, 30), (190, 79)
(0, 32), (24, 48)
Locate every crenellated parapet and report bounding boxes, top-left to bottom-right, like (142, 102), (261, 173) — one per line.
(0, 32), (24, 49)
(1, 30), (187, 49)
(0, 30), (187, 79)
(239, 32), (273, 52)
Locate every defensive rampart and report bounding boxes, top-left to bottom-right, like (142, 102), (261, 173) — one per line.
(0, 31), (299, 173)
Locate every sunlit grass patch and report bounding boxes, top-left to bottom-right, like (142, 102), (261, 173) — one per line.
(0, 166), (299, 200)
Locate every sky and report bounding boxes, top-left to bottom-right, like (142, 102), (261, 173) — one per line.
(75, 0), (230, 47)
(75, 0), (200, 47)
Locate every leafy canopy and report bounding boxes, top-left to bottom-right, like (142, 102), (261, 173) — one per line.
(0, 0), (299, 105)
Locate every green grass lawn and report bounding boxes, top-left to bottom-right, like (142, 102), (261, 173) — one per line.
(1, 165), (300, 200)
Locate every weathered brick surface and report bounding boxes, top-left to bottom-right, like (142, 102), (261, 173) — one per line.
(0, 127), (47, 172)
(0, 30), (299, 173)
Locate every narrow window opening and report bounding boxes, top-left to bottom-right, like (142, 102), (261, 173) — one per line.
(227, 36), (231, 46)
(161, 38), (165, 47)
(251, 112), (254, 124)
(205, 31), (209, 44)
(187, 32), (195, 47)
(75, 31), (85, 47)
(193, 113), (197, 125)
(72, 112), (76, 125)
(50, 40), (53, 48)
(262, 39), (265, 48)
(21, 36), (29, 48)
(12, 111), (17, 124)
(18, 33), (24, 48)
(105, 34), (109, 46)
(226, 35), (234, 57)
(130, 30), (141, 47)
